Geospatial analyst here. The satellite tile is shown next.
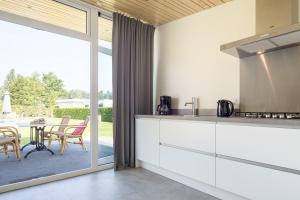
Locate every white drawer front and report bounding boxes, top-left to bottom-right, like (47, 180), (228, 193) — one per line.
(136, 118), (160, 166)
(160, 120), (216, 153)
(216, 124), (300, 170)
(159, 145), (215, 186)
(216, 158), (300, 200)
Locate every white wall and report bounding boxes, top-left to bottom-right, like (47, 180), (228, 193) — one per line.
(154, 0), (256, 110)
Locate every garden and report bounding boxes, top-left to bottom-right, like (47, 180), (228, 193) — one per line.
(0, 69), (113, 146)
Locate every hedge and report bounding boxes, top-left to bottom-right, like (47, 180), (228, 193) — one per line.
(53, 107), (112, 122)
(99, 107), (113, 122)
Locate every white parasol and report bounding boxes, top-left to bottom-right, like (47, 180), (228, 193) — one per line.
(2, 91), (12, 114)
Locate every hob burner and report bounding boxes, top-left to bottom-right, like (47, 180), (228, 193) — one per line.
(235, 112), (300, 119)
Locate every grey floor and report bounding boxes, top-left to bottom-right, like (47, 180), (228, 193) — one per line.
(0, 142), (113, 185)
(0, 168), (220, 200)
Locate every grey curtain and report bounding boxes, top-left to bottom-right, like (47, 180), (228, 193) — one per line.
(112, 13), (155, 170)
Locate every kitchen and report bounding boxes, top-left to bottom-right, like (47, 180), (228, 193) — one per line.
(1, 0), (300, 200)
(137, 0), (300, 199)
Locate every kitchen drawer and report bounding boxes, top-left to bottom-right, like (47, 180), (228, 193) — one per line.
(160, 120), (215, 153)
(216, 124), (300, 170)
(136, 118), (160, 166)
(159, 145), (215, 186)
(216, 158), (300, 200)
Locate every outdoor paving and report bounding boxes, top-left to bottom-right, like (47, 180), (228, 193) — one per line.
(0, 142), (113, 186)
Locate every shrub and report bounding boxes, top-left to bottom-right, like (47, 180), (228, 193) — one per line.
(12, 105), (49, 117)
(53, 108), (90, 120)
(99, 107), (113, 122)
(53, 107), (113, 122)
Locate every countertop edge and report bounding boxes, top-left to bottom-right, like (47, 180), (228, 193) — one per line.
(135, 115), (300, 129)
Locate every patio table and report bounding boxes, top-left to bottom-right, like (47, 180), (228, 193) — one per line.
(0, 120), (55, 158)
(21, 124), (55, 158)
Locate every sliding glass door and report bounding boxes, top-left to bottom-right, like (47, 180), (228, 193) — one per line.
(0, 17), (91, 186)
(97, 16), (113, 165)
(0, 0), (113, 190)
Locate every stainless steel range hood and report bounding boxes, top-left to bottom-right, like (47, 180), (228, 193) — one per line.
(221, 0), (300, 58)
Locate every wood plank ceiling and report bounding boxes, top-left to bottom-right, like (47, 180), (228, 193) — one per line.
(0, 0), (230, 42)
(83, 0), (232, 26)
(0, 0), (113, 41)
(0, 0), (87, 33)
(98, 17), (112, 42)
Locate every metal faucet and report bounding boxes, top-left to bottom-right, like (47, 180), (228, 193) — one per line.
(185, 97), (198, 116)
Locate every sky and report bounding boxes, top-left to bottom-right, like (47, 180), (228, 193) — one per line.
(0, 20), (112, 93)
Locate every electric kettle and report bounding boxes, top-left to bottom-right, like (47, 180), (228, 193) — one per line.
(217, 100), (234, 117)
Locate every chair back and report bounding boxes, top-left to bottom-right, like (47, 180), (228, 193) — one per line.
(0, 126), (20, 160)
(83, 116), (90, 126)
(0, 127), (19, 145)
(58, 116), (71, 132)
(71, 116), (89, 136)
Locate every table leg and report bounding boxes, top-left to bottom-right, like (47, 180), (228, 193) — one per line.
(21, 127), (36, 151)
(46, 148), (55, 155)
(24, 126), (55, 158)
(24, 148), (37, 158)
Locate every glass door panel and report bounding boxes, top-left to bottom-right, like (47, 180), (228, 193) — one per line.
(97, 16), (113, 165)
(0, 19), (90, 186)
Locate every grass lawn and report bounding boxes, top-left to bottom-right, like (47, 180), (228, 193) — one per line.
(99, 122), (113, 137)
(18, 118), (113, 145)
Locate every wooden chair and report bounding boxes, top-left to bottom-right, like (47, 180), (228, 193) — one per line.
(0, 127), (21, 160)
(45, 116), (70, 148)
(51, 116), (89, 154)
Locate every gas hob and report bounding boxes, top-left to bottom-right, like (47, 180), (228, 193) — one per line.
(235, 112), (300, 119)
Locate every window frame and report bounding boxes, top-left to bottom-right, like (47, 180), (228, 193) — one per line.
(0, 0), (90, 41)
(0, 0), (113, 193)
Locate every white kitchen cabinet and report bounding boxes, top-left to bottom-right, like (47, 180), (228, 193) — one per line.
(216, 158), (300, 200)
(216, 124), (300, 170)
(160, 120), (215, 153)
(160, 145), (215, 186)
(136, 118), (160, 166)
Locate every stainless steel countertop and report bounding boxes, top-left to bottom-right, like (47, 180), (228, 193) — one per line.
(135, 115), (300, 129)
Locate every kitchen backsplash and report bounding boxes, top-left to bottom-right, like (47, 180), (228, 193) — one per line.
(240, 46), (300, 112)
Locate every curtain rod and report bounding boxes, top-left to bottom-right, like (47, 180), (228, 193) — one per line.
(99, 12), (112, 21)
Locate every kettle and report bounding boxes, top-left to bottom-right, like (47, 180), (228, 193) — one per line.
(217, 100), (234, 117)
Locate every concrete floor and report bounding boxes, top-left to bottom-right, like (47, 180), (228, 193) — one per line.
(0, 168), (219, 200)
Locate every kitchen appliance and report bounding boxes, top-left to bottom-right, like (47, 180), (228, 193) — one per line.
(217, 100), (234, 117)
(235, 112), (300, 119)
(157, 96), (171, 115)
(221, 0), (300, 58)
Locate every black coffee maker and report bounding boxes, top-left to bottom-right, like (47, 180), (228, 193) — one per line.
(157, 96), (171, 115)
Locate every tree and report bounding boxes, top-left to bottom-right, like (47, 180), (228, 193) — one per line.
(3, 69), (16, 92)
(10, 75), (44, 106)
(98, 91), (104, 100)
(67, 89), (90, 99)
(105, 90), (112, 99)
(0, 86), (4, 99)
(99, 90), (112, 100)
(42, 72), (65, 108)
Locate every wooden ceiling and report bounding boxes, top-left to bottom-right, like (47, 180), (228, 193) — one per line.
(0, 0), (87, 33)
(83, 0), (232, 26)
(0, 0), (230, 42)
(0, 0), (113, 41)
(98, 17), (112, 42)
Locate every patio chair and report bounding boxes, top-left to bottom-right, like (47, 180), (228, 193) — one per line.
(0, 127), (21, 160)
(44, 116), (71, 148)
(51, 116), (89, 154)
